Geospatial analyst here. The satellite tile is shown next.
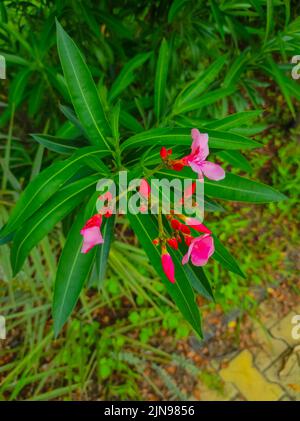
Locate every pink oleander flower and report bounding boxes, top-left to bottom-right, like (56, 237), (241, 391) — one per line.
(184, 129), (225, 181)
(161, 249), (175, 283)
(80, 214), (104, 254)
(182, 234), (214, 266)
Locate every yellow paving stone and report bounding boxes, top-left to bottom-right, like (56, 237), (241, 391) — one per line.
(251, 322), (288, 370)
(220, 350), (284, 401)
(264, 346), (300, 401)
(271, 311), (300, 347)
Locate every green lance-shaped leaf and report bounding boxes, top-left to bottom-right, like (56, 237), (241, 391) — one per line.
(56, 20), (111, 148)
(0, 147), (109, 242)
(217, 150), (252, 173)
(128, 213), (202, 337)
(156, 168), (286, 203)
(121, 127), (261, 152)
(11, 174), (99, 275)
(204, 173), (287, 203)
(223, 49), (250, 88)
(205, 110), (262, 130)
(154, 39), (169, 122)
(173, 87), (235, 115)
(108, 52), (151, 102)
(31, 133), (85, 154)
(213, 236), (245, 278)
(174, 55), (227, 110)
(52, 193), (100, 336)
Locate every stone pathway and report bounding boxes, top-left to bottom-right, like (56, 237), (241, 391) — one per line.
(196, 304), (300, 401)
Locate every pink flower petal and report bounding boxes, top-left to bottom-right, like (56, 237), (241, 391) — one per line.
(188, 159), (204, 177)
(191, 129), (209, 161)
(200, 161), (225, 181)
(190, 235), (214, 266)
(182, 235), (214, 267)
(81, 226), (104, 253)
(161, 253), (175, 283)
(139, 179), (151, 198)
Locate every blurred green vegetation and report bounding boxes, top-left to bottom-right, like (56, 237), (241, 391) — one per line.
(0, 0), (299, 400)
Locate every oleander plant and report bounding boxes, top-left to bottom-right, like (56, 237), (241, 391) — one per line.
(0, 0), (299, 400)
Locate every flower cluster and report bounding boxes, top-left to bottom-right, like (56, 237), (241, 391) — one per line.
(154, 214), (214, 283)
(79, 128), (225, 286)
(156, 128), (225, 283)
(160, 128), (225, 181)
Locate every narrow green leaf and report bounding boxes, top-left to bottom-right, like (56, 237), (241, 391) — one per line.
(121, 127), (261, 152)
(205, 110), (262, 130)
(31, 134), (84, 154)
(210, 0), (225, 40)
(217, 150), (252, 173)
(223, 50), (249, 88)
(157, 169), (286, 203)
(154, 39), (169, 122)
(111, 102), (120, 142)
(213, 236), (245, 278)
(56, 20), (111, 148)
(58, 104), (88, 137)
(204, 173), (287, 203)
(175, 55), (227, 107)
(108, 52), (151, 102)
(264, 0), (274, 45)
(173, 87), (235, 115)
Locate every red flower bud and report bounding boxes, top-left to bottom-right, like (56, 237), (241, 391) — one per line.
(171, 219), (181, 230)
(172, 162), (184, 171)
(185, 235), (193, 246)
(160, 147), (168, 159)
(180, 224), (191, 234)
(152, 238), (159, 246)
(167, 238), (178, 250)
